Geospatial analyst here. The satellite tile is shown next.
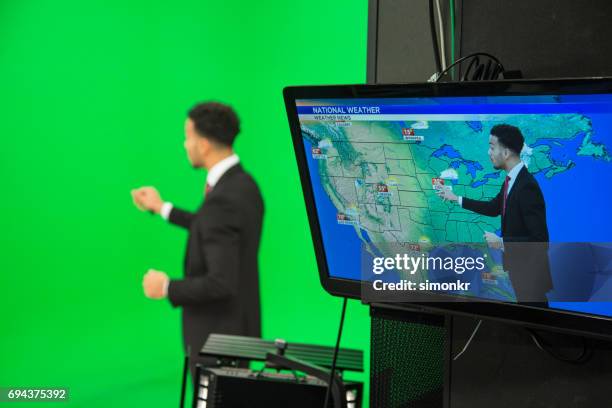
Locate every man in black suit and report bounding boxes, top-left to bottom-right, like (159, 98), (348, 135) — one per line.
(131, 102), (264, 379)
(438, 124), (552, 303)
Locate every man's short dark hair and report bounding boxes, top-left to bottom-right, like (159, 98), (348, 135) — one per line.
(490, 124), (524, 156)
(188, 102), (240, 147)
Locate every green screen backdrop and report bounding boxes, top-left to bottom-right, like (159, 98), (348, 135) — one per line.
(0, 0), (370, 406)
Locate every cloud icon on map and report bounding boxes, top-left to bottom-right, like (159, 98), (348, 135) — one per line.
(440, 168), (459, 180)
(411, 121), (429, 129)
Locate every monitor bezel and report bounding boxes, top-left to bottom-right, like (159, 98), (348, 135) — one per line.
(284, 77), (612, 339)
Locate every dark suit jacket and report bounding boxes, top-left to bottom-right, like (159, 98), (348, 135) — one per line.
(462, 166), (552, 302)
(166, 163), (263, 362)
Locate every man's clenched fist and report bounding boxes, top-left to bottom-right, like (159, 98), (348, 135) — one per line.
(131, 186), (163, 214)
(143, 269), (169, 299)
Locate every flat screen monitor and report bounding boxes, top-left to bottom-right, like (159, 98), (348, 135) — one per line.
(284, 78), (612, 338)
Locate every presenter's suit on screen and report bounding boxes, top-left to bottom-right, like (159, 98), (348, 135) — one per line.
(166, 164), (263, 376)
(463, 166), (552, 302)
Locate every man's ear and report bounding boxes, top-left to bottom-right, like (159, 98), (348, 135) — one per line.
(198, 136), (211, 155)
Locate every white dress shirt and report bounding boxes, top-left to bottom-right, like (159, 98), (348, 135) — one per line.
(159, 153), (240, 296)
(160, 154), (240, 220)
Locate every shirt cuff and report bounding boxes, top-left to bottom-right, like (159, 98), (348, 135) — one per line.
(458, 196), (463, 207)
(162, 278), (170, 297)
(160, 202), (173, 221)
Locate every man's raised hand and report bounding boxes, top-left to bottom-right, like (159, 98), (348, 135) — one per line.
(131, 186), (163, 214)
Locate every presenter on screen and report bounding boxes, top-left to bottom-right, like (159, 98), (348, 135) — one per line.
(131, 102), (264, 378)
(437, 124), (552, 303)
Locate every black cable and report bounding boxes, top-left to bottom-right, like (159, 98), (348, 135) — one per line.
(458, 0), (464, 79)
(179, 345), (190, 408)
(435, 52), (505, 82)
(462, 57), (504, 81)
(526, 328), (593, 364)
(429, 0), (442, 73)
(449, 0), (456, 80)
(323, 297), (348, 408)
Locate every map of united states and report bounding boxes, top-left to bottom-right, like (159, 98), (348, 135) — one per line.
(301, 114), (610, 300)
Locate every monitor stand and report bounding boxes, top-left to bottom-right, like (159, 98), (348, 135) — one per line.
(369, 304), (612, 408)
(449, 315), (612, 408)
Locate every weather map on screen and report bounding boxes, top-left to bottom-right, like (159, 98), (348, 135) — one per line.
(296, 94), (612, 315)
